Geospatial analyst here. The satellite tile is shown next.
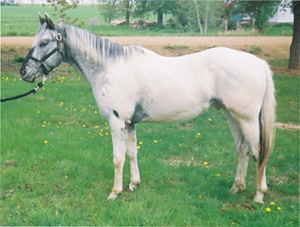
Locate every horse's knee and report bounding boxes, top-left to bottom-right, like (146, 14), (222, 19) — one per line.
(113, 156), (125, 168)
(127, 150), (137, 161)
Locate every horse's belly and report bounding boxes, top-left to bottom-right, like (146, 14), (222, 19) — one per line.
(141, 100), (209, 123)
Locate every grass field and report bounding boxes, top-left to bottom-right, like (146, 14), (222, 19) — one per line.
(1, 45), (299, 226)
(1, 4), (294, 36)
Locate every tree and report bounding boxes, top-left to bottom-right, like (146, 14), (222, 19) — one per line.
(134, 0), (175, 26)
(122, 0), (133, 25)
(289, 1), (300, 69)
(237, 1), (280, 32)
(173, 0), (194, 28)
(99, 0), (118, 25)
(47, 0), (84, 27)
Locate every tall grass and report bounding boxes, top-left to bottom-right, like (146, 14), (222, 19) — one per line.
(1, 61), (299, 225)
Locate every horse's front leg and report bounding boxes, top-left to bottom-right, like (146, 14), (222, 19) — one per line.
(107, 116), (128, 200)
(126, 124), (141, 191)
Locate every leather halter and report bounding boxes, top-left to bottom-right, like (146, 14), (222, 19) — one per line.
(28, 33), (64, 75)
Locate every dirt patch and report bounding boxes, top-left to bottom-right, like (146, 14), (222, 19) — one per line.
(160, 156), (202, 167)
(276, 122), (300, 130)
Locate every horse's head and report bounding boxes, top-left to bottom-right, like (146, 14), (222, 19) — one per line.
(20, 13), (64, 83)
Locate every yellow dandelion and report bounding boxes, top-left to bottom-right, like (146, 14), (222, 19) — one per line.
(265, 207), (271, 212)
(42, 125), (45, 128)
(205, 165), (209, 168)
(104, 122), (108, 125)
(94, 125), (99, 129)
(82, 125), (86, 128)
(105, 132), (109, 136)
(216, 173), (220, 177)
(198, 194), (202, 199)
(94, 110), (98, 114)
(65, 108), (68, 111)
(139, 141), (143, 145)
(270, 201), (275, 206)
(153, 139), (158, 143)
(276, 206), (281, 210)
(197, 132), (201, 136)
(232, 222), (236, 226)
(58, 121), (62, 125)
(208, 118), (212, 122)
(56, 126), (59, 128)
(179, 144), (183, 147)
(74, 108), (77, 112)
(105, 127), (109, 130)
(137, 146), (141, 150)
(37, 111), (41, 114)
(44, 140), (48, 144)
(203, 161), (208, 166)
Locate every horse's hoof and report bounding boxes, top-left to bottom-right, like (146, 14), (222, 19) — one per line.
(253, 197), (264, 204)
(230, 185), (239, 194)
(230, 181), (246, 194)
(107, 192), (120, 200)
(253, 191), (264, 204)
(125, 182), (139, 192)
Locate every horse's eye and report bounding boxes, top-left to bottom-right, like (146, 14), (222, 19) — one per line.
(40, 39), (49, 47)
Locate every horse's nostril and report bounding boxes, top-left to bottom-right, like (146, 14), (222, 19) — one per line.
(21, 68), (26, 76)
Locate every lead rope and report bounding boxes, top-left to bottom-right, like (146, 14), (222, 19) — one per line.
(1, 76), (48, 102)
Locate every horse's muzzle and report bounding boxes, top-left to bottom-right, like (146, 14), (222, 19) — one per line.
(20, 62), (36, 83)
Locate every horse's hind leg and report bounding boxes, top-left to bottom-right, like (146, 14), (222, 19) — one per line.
(238, 118), (268, 204)
(126, 124), (141, 191)
(225, 111), (250, 193)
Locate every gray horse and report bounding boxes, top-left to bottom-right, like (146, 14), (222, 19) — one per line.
(21, 14), (276, 203)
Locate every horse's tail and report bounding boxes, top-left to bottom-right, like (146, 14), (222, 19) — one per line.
(258, 62), (276, 185)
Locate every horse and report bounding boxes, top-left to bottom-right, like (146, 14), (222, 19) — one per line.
(20, 13), (276, 204)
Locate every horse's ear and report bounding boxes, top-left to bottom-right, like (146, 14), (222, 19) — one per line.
(45, 12), (55, 30)
(38, 12), (45, 25)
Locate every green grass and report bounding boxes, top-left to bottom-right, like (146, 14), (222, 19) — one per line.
(1, 5), (293, 36)
(164, 45), (189, 50)
(249, 45), (263, 55)
(1, 60), (299, 225)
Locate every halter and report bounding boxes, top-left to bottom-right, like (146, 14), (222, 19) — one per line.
(28, 33), (64, 75)
(1, 33), (63, 102)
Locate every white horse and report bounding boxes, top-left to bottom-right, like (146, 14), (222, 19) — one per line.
(21, 14), (276, 203)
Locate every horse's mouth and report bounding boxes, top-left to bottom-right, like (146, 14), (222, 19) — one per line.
(22, 74), (36, 83)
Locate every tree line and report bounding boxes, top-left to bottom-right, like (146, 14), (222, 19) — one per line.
(100, 0), (281, 33)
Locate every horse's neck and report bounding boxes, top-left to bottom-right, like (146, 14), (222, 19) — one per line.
(63, 26), (115, 83)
